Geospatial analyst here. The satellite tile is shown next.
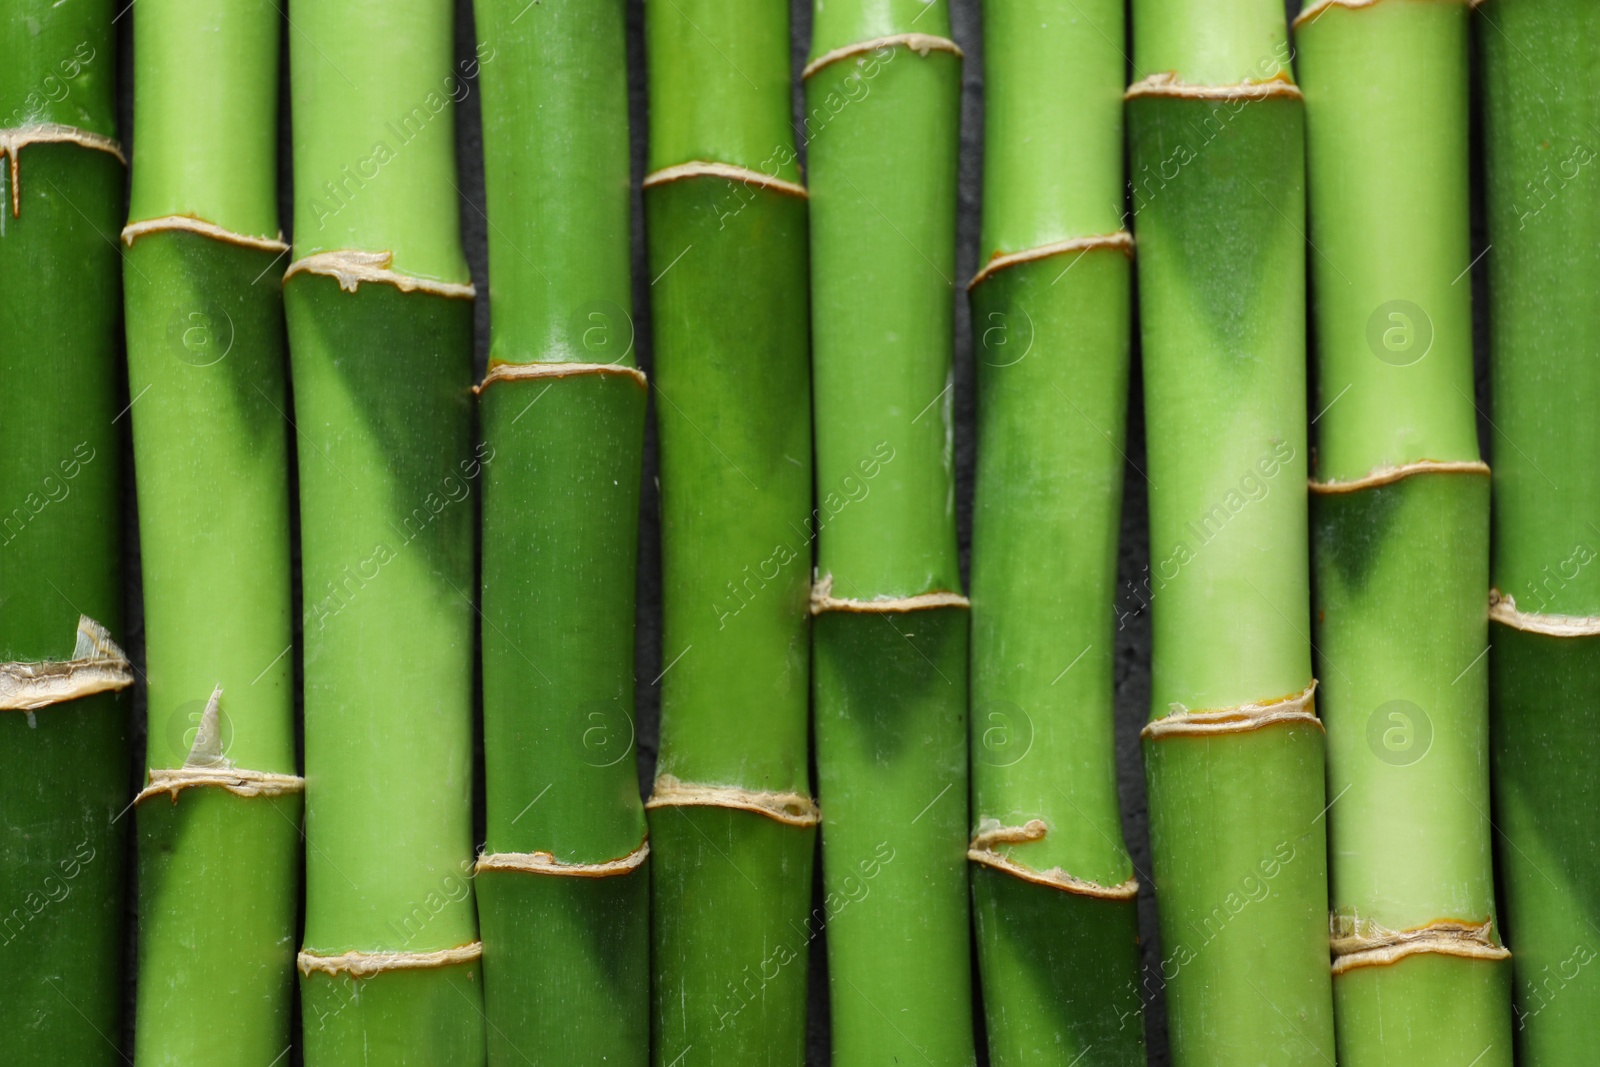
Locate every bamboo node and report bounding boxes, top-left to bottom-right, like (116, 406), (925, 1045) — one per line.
(968, 232), (1134, 289)
(283, 249), (475, 300)
(1295, 0), (1470, 28)
(0, 615), (133, 712)
(1330, 914), (1509, 974)
(643, 161), (808, 200)
(803, 34), (963, 80)
(121, 215), (289, 253)
(646, 774), (820, 828)
(136, 766), (305, 805)
(1309, 459), (1490, 494)
(476, 360), (647, 393)
(809, 574), (970, 615)
(1141, 680), (1321, 740)
(476, 839), (649, 879)
(1488, 590), (1600, 637)
(1124, 71), (1304, 102)
(297, 942), (483, 979)
(968, 818), (1140, 899)
(0, 124), (125, 218)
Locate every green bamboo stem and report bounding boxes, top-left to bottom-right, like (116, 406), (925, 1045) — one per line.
(967, 1), (1142, 1064)
(121, 4), (300, 1063)
(1297, 3), (1512, 1063)
(471, 3), (649, 1064)
(287, 1), (484, 1061)
(806, 2), (973, 1062)
(643, 3), (816, 1064)
(1481, 1), (1600, 1060)
(1126, 2), (1336, 1062)
(0, 3), (130, 1062)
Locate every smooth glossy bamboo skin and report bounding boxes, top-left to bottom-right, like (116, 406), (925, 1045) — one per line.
(807, 2), (972, 1061)
(0, 4), (128, 1062)
(1126, 4), (1335, 1060)
(645, 1), (816, 1061)
(472, 3), (649, 1062)
(968, 1), (1142, 1062)
(1299, 4), (1511, 1063)
(1481, 1), (1600, 1061)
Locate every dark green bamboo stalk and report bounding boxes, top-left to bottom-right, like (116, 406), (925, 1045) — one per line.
(643, 3), (816, 1064)
(806, 2), (972, 1062)
(121, 3), (300, 1063)
(0, 3), (130, 1062)
(1298, 2), (1512, 1063)
(471, 3), (649, 1064)
(287, 1), (484, 1061)
(967, 1), (1142, 1063)
(1126, 1), (1336, 1062)
(1481, 0), (1600, 1060)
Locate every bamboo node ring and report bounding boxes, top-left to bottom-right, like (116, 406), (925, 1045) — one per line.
(803, 34), (963, 81)
(1330, 915), (1509, 974)
(809, 574), (970, 615)
(1309, 459), (1489, 494)
(1142, 680), (1321, 740)
(968, 232), (1134, 290)
(0, 615), (134, 712)
(297, 942), (484, 978)
(967, 817), (1140, 899)
(646, 774), (819, 828)
(1124, 71), (1304, 102)
(1488, 590), (1600, 637)
(476, 360), (647, 394)
(121, 215), (289, 253)
(476, 839), (649, 879)
(0, 124), (125, 218)
(284, 249), (476, 300)
(643, 161), (808, 200)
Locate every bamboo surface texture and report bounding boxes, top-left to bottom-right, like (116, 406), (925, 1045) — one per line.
(1481, 0), (1600, 1061)
(1299, 2), (1512, 1064)
(286, 1), (484, 1061)
(644, 1), (817, 1064)
(122, 3), (301, 1063)
(0, 2), (131, 1062)
(1126, 0), (1336, 1062)
(806, 0), (974, 1062)
(967, 0), (1143, 1064)
(472, 2), (649, 1064)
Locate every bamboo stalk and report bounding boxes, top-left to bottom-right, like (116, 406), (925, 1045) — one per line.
(1125, 2), (1336, 1062)
(121, 3), (300, 1063)
(1480, 0), (1600, 1060)
(967, 1), (1143, 1063)
(470, 2), (649, 1064)
(805, 2), (973, 1062)
(0, 3), (131, 1062)
(1297, 3), (1512, 1063)
(643, 2), (816, 1063)
(286, 1), (484, 1060)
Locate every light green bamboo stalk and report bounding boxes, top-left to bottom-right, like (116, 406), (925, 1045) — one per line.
(0, 3), (131, 1062)
(1297, 2), (1512, 1063)
(967, 0), (1143, 1063)
(806, 2), (973, 1062)
(1480, 0), (1600, 1061)
(1126, 1), (1336, 1062)
(471, 2), (650, 1064)
(644, 1), (816, 1063)
(287, 1), (484, 1061)
(121, 3), (300, 1063)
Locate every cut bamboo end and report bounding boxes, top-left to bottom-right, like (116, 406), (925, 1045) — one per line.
(135, 766), (305, 805)
(1330, 916), (1510, 975)
(1124, 71), (1303, 102)
(0, 615), (133, 712)
(809, 574), (970, 615)
(646, 773), (819, 828)
(1309, 459), (1490, 494)
(967, 232), (1134, 290)
(283, 249), (476, 300)
(802, 33), (963, 80)
(967, 818), (1139, 899)
(121, 215), (289, 253)
(476, 839), (649, 879)
(1488, 590), (1600, 637)
(476, 360), (647, 394)
(642, 161), (807, 200)
(297, 942), (484, 979)
(0, 124), (126, 218)
(1142, 680), (1321, 740)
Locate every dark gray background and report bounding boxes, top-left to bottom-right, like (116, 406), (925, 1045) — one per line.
(107, 0), (1496, 1063)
